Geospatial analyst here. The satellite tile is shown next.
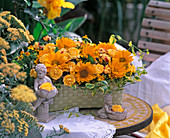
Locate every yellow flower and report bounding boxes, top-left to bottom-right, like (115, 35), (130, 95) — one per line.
(40, 82), (55, 91)
(107, 49), (116, 57)
(33, 42), (40, 49)
(0, 37), (10, 50)
(81, 43), (98, 59)
(20, 51), (24, 55)
(63, 127), (70, 134)
(16, 72), (27, 81)
(111, 105), (124, 112)
(38, 0), (75, 19)
(0, 11), (11, 17)
(28, 45), (34, 50)
(49, 66), (63, 80)
(63, 75), (76, 86)
(74, 61), (96, 84)
(43, 35), (51, 41)
(1, 56), (8, 64)
(98, 42), (117, 51)
(109, 60), (126, 78)
(104, 65), (111, 74)
(82, 35), (88, 39)
(94, 64), (104, 74)
(0, 16), (10, 28)
(30, 69), (37, 78)
(11, 85), (37, 103)
(25, 52), (30, 56)
(0, 49), (6, 55)
(68, 47), (80, 59)
(59, 125), (63, 129)
(43, 51), (71, 72)
(62, 61), (75, 72)
(56, 37), (76, 49)
(113, 50), (134, 64)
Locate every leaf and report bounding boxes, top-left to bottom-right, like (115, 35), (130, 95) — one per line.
(71, 85), (76, 90)
(68, 112), (73, 118)
(109, 35), (116, 44)
(88, 55), (95, 64)
(56, 14), (87, 32)
(24, 0), (31, 6)
(85, 83), (95, 89)
(32, 1), (42, 8)
(33, 22), (42, 41)
(99, 80), (109, 86)
(74, 113), (79, 117)
(99, 86), (108, 94)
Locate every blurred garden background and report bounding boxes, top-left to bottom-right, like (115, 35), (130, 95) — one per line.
(1, 0), (170, 46)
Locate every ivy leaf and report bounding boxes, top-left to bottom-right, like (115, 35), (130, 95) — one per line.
(88, 55), (95, 64)
(99, 80), (109, 86)
(75, 113), (79, 117)
(99, 86), (108, 94)
(85, 83), (95, 89)
(68, 112), (73, 118)
(71, 85), (76, 90)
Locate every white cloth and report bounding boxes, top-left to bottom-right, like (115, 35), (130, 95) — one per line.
(40, 107), (116, 138)
(124, 52), (170, 108)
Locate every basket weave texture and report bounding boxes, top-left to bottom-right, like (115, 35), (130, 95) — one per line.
(49, 85), (123, 111)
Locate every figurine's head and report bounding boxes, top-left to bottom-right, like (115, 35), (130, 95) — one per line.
(104, 94), (112, 105)
(35, 64), (47, 79)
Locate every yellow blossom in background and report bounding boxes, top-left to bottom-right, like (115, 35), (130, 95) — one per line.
(7, 28), (20, 41)
(16, 72), (27, 81)
(1, 56), (8, 64)
(59, 125), (63, 129)
(63, 127), (70, 134)
(43, 35), (51, 41)
(0, 37), (10, 50)
(62, 61), (75, 72)
(82, 35), (88, 39)
(25, 52), (30, 56)
(0, 16), (10, 28)
(11, 85), (37, 103)
(28, 45), (34, 50)
(30, 69), (37, 78)
(49, 66), (63, 80)
(63, 74), (75, 86)
(38, 0), (75, 19)
(111, 105), (124, 112)
(40, 82), (55, 91)
(0, 49), (6, 56)
(56, 37), (76, 49)
(33, 42), (40, 49)
(0, 11), (11, 17)
(20, 51), (24, 55)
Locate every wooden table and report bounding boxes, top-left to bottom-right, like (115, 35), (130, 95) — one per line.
(80, 94), (153, 136)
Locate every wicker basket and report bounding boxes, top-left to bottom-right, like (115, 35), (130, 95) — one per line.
(49, 85), (123, 111)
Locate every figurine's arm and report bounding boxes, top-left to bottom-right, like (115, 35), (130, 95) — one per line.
(34, 79), (40, 94)
(104, 105), (112, 114)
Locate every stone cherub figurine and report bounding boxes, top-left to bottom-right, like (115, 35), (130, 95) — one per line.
(33, 64), (58, 123)
(98, 94), (127, 121)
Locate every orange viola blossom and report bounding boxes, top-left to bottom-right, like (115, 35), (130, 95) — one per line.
(40, 82), (55, 91)
(111, 105), (124, 112)
(30, 69), (37, 78)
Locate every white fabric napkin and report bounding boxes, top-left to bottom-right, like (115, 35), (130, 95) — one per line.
(39, 107), (116, 138)
(125, 52), (170, 108)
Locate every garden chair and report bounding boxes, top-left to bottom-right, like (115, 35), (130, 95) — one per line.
(137, 0), (170, 66)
